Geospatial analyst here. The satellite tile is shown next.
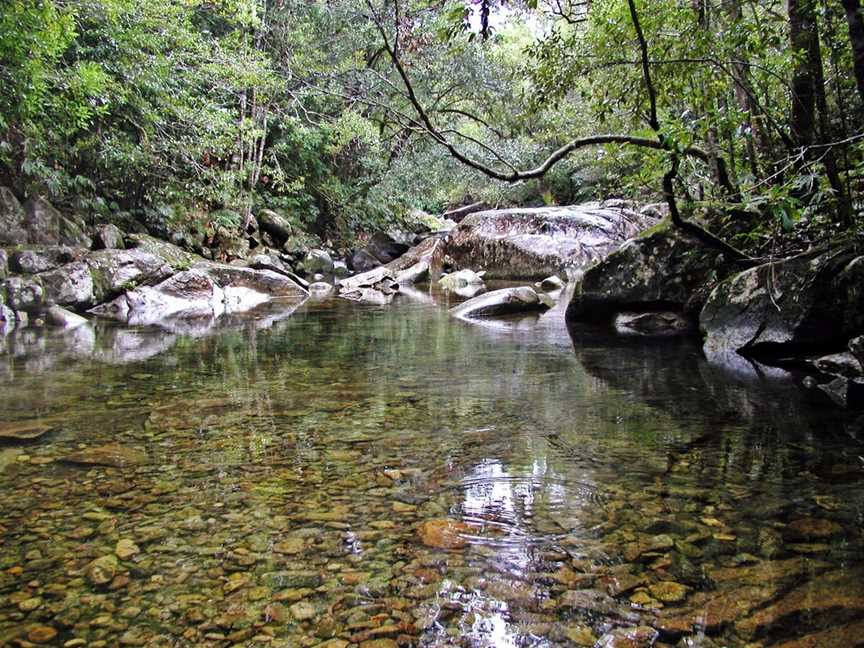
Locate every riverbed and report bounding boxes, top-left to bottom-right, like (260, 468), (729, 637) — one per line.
(0, 286), (862, 647)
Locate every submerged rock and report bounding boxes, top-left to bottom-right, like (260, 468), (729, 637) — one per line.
(0, 420), (54, 441)
(61, 444), (148, 467)
(446, 203), (655, 280)
(417, 519), (472, 549)
(450, 287), (550, 320)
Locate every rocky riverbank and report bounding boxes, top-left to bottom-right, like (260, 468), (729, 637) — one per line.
(2, 187), (861, 408)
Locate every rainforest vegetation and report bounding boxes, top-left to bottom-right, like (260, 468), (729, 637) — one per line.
(2, 0), (863, 250)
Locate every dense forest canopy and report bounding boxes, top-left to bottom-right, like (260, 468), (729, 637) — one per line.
(1, 0), (862, 250)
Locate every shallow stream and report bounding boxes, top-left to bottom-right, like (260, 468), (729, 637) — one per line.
(1, 287), (863, 647)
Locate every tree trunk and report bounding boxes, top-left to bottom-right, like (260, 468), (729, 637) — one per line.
(841, 0), (864, 106)
(788, 0), (818, 147)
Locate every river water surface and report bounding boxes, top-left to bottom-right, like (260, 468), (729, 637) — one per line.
(0, 287), (863, 647)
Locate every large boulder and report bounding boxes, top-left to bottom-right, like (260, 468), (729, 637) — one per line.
(303, 249), (334, 275)
(450, 286), (550, 319)
(446, 203), (656, 280)
(59, 214), (93, 248)
(93, 224), (125, 250)
(349, 249), (382, 273)
(22, 197), (61, 245)
(700, 243), (864, 358)
(566, 220), (735, 322)
(85, 248), (174, 303)
(0, 187), (29, 245)
(257, 209), (293, 244)
(126, 233), (198, 268)
(39, 262), (95, 309)
(91, 263), (308, 325)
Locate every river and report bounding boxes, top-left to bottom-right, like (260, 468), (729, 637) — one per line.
(0, 286), (862, 647)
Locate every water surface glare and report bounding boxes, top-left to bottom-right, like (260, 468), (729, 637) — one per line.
(0, 289), (863, 647)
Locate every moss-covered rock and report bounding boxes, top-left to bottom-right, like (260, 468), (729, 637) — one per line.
(566, 220), (734, 322)
(699, 242), (864, 357)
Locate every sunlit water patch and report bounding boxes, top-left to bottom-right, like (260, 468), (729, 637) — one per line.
(0, 287), (863, 647)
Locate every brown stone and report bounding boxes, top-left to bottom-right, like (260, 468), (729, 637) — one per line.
(417, 519), (472, 549)
(61, 444), (148, 468)
(771, 619), (864, 648)
(785, 517), (844, 540)
(27, 626), (58, 643)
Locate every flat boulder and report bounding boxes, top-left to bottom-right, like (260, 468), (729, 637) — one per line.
(446, 203), (655, 280)
(700, 244), (864, 358)
(450, 286), (550, 319)
(46, 305), (89, 329)
(439, 269), (485, 291)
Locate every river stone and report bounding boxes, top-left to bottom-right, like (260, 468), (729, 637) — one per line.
(539, 275), (565, 290)
(594, 626), (659, 648)
(26, 627), (58, 644)
(94, 223), (126, 250)
(567, 219), (734, 322)
(126, 233), (198, 268)
(200, 262), (309, 299)
(2, 276), (45, 312)
(9, 246), (77, 274)
(447, 203), (655, 280)
(46, 305), (89, 329)
(450, 287), (550, 320)
(0, 187), (29, 245)
(115, 538), (141, 559)
(439, 269), (484, 291)
(289, 600), (316, 621)
(700, 243), (864, 358)
(39, 261), (95, 308)
(784, 517), (843, 540)
(61, 444), (148, 467)
(396, 260), (429, 285)
(0, 303), (14, 333)
(86, 555), (119, 585)
(418, 519), (472, 549)
(0, 249), (7, 279)
(23, 197), (62, 244)
(648, 581), (688, 603)
(0, 420), (54, 441)
(308, 282), (334, 299)
(332, 260), (350, 277)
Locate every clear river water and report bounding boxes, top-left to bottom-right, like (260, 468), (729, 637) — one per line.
(0, 285), (862, 648)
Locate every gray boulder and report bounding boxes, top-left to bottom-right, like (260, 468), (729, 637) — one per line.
(396, 260), (429, 285)
(813, 351), (863, 378)
(59, 214), (92, 248)
(446, 202), (656, 280)
(0, 187), (28, 245)
(0, 249), (8, 280)
(39, 262), (95, 308)
(700, 244), (864, 357)
(85, 248), (174, 302)
(439, 269), (485, 291)
(10, 247), (76, 274)
(23, 197), (61, 245)
(126, 233), (198, 268)
(308, 282), (335, 299)
(257, 209), (293, 244)
(304, 249), (334, 275)
(450, 286), (550, 319)
(566, 220), (734, 322)
(850, 335), (864, 367)
(2, 276), (44, 312)
(349, 248), (382, 273)
(0, 303), (15, 334)
(94, 224), (126, 250)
